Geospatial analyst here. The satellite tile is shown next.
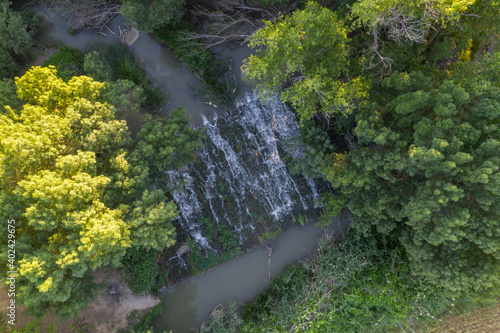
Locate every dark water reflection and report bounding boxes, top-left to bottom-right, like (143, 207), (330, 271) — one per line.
(161, 282), (199, 332)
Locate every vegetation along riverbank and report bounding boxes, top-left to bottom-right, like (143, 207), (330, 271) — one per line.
(0, 0), (499, 332)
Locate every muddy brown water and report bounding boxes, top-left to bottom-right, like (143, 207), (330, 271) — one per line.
(153, 215), (350, 333)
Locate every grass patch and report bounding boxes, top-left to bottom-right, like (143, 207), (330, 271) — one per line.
(43, 46), (85, 81)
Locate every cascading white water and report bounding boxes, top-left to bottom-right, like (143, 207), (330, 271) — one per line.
(169, 93), (321, 250)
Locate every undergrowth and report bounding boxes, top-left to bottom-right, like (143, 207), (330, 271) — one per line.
(125, 304), (164, 333)
(122, 246), (159, 294)
(187, 218), (240, 275)
(43, 46), (85, 82)
(84, 42), (165, 110)
(199, 230), (497, 332)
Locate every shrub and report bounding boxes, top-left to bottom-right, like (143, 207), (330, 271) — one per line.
(122, 247), (159, 294)
(43, 46), (85, 81)
(0, 2), (41, 78)
(84, 43), (166, 109)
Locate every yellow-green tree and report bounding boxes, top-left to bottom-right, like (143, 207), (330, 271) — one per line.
(0, 66), (183, 318)
(242, 1), (368, 122)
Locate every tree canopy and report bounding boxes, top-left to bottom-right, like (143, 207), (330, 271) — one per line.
(242, 1), (369, 122)
(0, 66), (202, 318)
(0, 1), (40, 78)
(321, 56), (500, 294)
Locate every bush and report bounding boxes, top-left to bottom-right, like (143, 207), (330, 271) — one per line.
(122, 247), (159, 294)
(0, 2), (41, 78)
(0, 78), (17, 110)
(83, 51), (112, 82)
(201, 231), (494, 332)
(154, 26), (235, 108)
(84, 43), (165, 109)
(121, 0), (186, 33)
(43, 46), (85, 81)
(131, 304), (164, 333)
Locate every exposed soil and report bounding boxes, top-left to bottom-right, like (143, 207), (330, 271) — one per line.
(28, 45), (58, 68)
(0, 267), (159, 332)
(422, 302), (500, 333)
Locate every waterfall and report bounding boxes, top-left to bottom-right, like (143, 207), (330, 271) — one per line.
(168, 93), (321, 250)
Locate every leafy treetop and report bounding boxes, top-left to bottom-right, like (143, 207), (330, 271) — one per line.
(321, 57), (500, 295)
(242, 1), (369, 123)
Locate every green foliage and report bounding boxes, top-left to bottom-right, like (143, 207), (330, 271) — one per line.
(126, 304), (164, 333)
(284, 119), (335, 177)
(243, 263), (310, 320)
(199, 300), (242, 333)
(0, 1), (40, 77)
(348, 0), (499, 76)
(83, 51), (112, 82)
(0, 317), (56, 332)
(135, 106), (205, 175)
(43, 46), (85, 81)
(0, 78), (17, 110)
(154, 25), (212, 73)
(350, 0), (476, 30)
(0, 66), (178, 318)
(123, 247), (158, 294)
(128, 190), (178, 251)
(322, 61), (500, 295)
(187, 234), (240, 275)
(121, 0), (186, 33)
(84, 43), (165, 109)
(243, 1), (368, 122)
(219, 224), (238, 251)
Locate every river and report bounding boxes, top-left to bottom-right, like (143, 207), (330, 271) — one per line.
(30, 6), (348, 333)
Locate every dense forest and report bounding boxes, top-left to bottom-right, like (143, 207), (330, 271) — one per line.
(0, 0), (499, 332)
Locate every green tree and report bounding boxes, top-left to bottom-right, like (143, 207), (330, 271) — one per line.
(121, 0), (185, 33)
(242, 1), (368, 122)
(321, 60), (500, 295)
(0, 0), (40, 77)
(0, 66), (182, 318)
(0, 78), (17, 110)
(135, 107), (205, 175)
(351, 0), (477, 42)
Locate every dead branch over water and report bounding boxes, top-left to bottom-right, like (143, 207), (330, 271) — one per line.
(46, 0), (121, 32)
(181, 0), (300, 50)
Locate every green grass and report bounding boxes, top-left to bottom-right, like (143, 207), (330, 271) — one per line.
(43, 46), (85, 81)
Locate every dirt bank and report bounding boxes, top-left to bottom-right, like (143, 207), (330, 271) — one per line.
(0, 267), (159, 332)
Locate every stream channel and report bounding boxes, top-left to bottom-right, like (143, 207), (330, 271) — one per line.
(32, 6), (350, 332)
